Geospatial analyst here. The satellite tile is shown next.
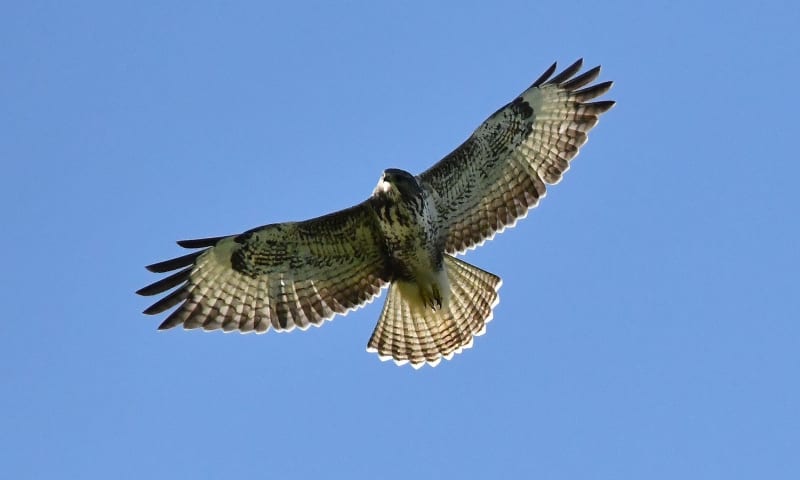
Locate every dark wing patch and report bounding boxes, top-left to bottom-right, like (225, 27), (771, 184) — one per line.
(419, 59), (615, 254)
(138, 201), (390, 333)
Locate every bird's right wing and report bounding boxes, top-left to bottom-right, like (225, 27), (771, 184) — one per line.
(137, 201), (390, 333)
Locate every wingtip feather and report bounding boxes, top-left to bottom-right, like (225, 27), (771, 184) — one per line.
(177, 236), (224, 248)
(145, 251), (204, 273)
(532, 61), (558, 87)
(549, 58), (584, 85)
(573, 80), (614, 101)
(561, 65), (601, 91)
(136, 267), (192, 296)
(142, 288), (188, 315)
(587, 100), (616, 113)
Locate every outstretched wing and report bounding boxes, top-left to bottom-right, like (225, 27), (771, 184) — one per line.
(137, 201), (390, 333)
(419, 59), (615, 254)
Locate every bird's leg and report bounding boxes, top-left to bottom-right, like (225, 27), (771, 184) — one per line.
(396, 268), (450, 314)
(420, 283), (443, 311)
(416, 269), (450, 312)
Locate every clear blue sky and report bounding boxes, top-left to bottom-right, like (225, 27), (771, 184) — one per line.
(2, 1), (798, 479)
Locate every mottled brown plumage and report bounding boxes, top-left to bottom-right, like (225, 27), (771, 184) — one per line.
(138, 59), (615, 368)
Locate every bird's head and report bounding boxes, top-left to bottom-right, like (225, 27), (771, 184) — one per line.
(373, 168), (422, 200)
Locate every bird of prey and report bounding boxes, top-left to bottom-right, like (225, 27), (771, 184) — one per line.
(138, 59), (615, 369)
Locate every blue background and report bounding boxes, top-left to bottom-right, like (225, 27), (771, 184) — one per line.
(2, 1), (798, 478)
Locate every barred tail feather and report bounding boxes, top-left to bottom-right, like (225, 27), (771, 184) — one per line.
(367, 255), (501, 369)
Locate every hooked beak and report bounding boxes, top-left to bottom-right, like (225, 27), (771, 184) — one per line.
(375, 173), (394, 194)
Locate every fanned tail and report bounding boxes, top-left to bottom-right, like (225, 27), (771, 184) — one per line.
(367, 255), (501, 368)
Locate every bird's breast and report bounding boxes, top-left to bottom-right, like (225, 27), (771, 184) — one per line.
(373, 195), (442, 282)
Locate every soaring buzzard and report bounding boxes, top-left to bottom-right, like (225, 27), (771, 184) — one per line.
(138, 59), (614, 368)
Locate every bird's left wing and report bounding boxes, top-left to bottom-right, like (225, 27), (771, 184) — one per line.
(137, 201), (390, 333)
(419, 59), (615, 254)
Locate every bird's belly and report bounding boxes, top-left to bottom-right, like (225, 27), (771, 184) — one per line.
(375, 199), (447, 308)
(385, 236), (449, 311)
(384, 231), (437, 276)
